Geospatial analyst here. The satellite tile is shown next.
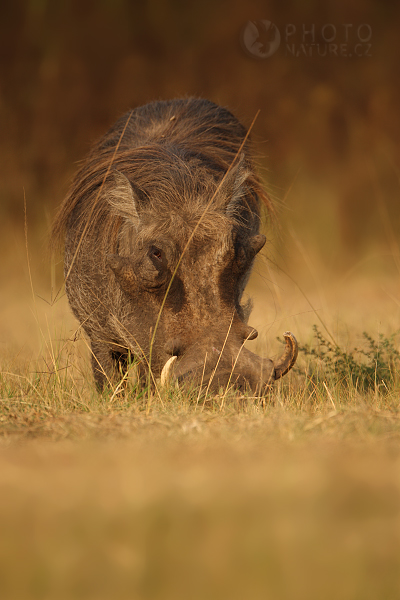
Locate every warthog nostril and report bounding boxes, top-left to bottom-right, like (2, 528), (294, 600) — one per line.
(164, 338), (184, 356)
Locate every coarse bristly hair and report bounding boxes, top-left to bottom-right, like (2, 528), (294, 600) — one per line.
(51, 97), (272, 257)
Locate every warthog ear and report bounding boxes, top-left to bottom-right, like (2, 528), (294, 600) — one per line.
(221, 154), (250, 218)
(107, 171), (142, 230)
(106, 253), (136, 295)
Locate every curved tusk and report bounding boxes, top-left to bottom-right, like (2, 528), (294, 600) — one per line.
(160, 355), (177, 386)
(274, 331), (298, 380)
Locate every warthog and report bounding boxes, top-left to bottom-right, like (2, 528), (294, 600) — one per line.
(52, 98), (297, 394)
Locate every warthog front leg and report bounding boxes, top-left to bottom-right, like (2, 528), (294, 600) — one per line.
(90, 340), (115, 391)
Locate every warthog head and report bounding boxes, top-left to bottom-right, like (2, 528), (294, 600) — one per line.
(105, 161), (297, 394)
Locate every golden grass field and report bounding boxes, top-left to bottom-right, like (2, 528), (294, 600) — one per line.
(1, 201), (400, 599)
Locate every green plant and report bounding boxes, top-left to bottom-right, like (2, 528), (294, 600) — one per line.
(299, 325), (400, 392)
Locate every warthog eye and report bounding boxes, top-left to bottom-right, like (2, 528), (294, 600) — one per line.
(146, 245), (168, 289)
(149, 246), (163, 262)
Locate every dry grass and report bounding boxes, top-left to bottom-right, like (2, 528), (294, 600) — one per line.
(1, 222), (400, 599)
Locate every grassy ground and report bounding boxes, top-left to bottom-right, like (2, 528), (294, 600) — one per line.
(1, 226), (400, 599)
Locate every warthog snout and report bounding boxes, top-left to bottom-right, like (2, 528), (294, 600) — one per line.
(160, 331), (298, 393)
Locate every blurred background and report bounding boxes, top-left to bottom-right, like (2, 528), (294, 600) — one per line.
(1, 0), (399, 356)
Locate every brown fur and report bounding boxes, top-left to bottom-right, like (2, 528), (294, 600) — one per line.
(52, 98), (277, 392)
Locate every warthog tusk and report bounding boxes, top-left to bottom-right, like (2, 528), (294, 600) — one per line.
(274, 331), (298, 380)
(160, 355), (177, 386)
